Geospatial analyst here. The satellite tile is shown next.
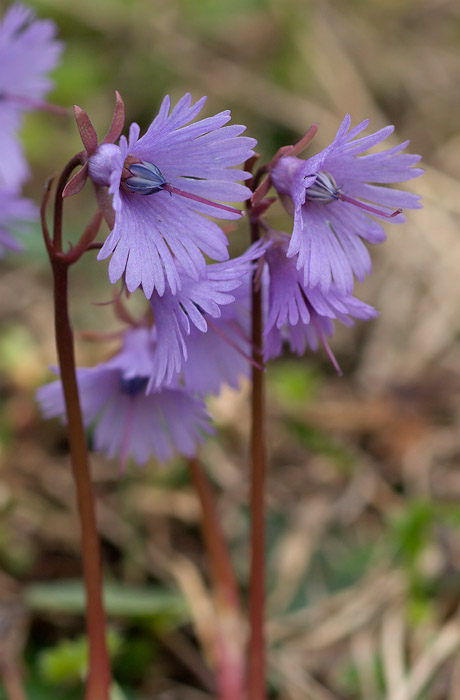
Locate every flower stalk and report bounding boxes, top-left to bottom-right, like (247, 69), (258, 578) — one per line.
(246, 163), (267, 700)
(187, 458), (245, 700)
(41, 162), (111, 700)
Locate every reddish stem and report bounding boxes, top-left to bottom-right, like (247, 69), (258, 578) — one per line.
(51, 260), (111, 700)
(42, 164), (112, 700)
(65, 210), (103, 265)
(187, 458), (241, 613)
(246, 190), (267, 700)
(187, 458), (245, 700)
(53, 153), (85, 253)
(40, 177), (54, 257)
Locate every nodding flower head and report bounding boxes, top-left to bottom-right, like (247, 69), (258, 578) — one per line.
(263, 232), (378, 374)
(148, 240), (267, 391)
(36, 328), (213, 472)
(270, 115), (422, 294)
(77, 93), (257, 299)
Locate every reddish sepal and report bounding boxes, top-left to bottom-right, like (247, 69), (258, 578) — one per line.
(62, 162), (88, 198)
(101, 91), (125, 145)
(74, 105), (98, 155)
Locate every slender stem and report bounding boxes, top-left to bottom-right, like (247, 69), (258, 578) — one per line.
(53, 153), (85, 252)
(40, 177), (54, 257)
(51, 259), (111, 700)
(187, 458), (245, 700)
(41, 163), (111, 700)
(188, 458), (240, 610)
(64, 210), (103, 265)
(246, 202), (267, 699)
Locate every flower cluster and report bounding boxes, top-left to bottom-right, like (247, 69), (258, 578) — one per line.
(0, 3), (62, 254)
(262, 114), (422, 370)
(38, 90), (422, 469)
(38, 94), (261, 468)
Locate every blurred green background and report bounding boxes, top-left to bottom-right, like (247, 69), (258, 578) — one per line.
(1, 0), (460, 698)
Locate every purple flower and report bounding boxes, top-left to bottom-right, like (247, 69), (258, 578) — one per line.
(176, 282), (253, 397)
(36, 329), (213, 471)
(87, 93), (256, 298)
(179, 321), (249, 397)
(148, 243), (264, 391)
(263, 234), (378, 372)
(270, 115), (422, 294)
(0, 186), (37, 255)
(0, 4), (62, 187)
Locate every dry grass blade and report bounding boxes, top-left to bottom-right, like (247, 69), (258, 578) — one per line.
(268, 498), (331, 613)
(271, 650), (341, 700)
(350, 630), (380, 699)
(387, 619), (460, 700)
(270, 569), (405, 650)
(381, 605), (407, 696)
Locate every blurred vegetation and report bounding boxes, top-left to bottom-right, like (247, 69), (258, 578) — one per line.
(1, 0), (460, 697)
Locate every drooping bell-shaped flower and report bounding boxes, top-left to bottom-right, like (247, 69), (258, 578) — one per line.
(161, 276), (254, 397)
(84, 93), (256, 299)
(148, 242), (265, 390)
(270, 115), (422, 294)
(263, 233), (378, 372)
(37, 328), (213, 471)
